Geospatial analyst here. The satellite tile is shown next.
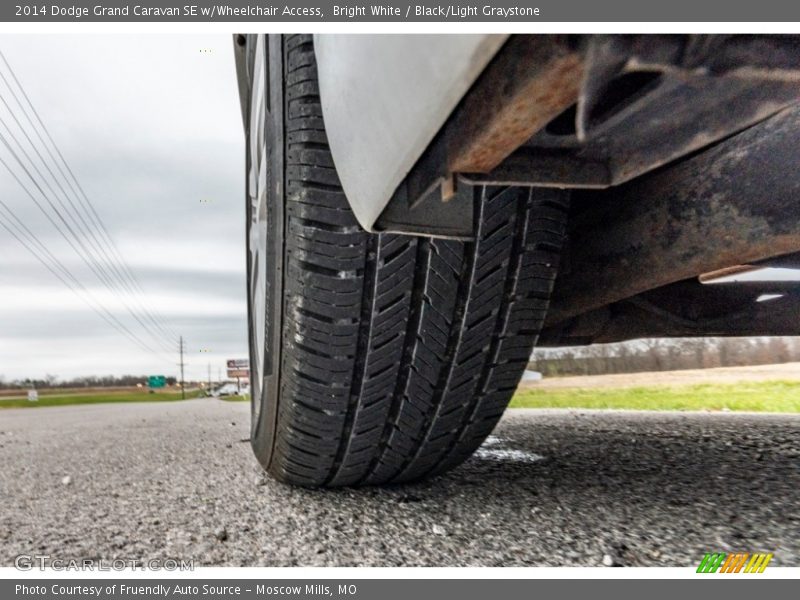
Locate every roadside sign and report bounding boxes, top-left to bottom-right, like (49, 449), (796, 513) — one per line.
(147, 375), (166, 388)
(226, 359), (250, 379)
(27, 389), (38, 402)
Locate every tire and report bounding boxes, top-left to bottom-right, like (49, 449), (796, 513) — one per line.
(247, 34), (569, 487)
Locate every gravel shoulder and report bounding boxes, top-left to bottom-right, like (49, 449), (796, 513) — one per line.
(0, 400), (798, 567)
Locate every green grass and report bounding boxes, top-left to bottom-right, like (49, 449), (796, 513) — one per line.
(6, 380), (797, 413)
(218, 395), (247, 402)
(0, 389), (205, 409)
(510, 380), (800, 413)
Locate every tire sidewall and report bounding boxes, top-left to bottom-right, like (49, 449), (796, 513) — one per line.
(247, 34), (285, 471)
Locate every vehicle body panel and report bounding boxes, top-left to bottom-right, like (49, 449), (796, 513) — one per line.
(313, 34), (508, 232)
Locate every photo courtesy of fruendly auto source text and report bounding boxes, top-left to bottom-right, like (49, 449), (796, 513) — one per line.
(0, 0), (798, 597)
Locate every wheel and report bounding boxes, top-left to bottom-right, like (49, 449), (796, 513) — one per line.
(246, 34), (569, 487)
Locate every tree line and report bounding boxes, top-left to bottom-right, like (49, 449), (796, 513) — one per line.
(0, 374), (178, 390)
(529, 336), (800, 377)
(4, 337), (799, 388)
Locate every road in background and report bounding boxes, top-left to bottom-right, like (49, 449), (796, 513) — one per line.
(0, 400), (798, 566)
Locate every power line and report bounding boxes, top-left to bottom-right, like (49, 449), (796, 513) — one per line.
(0, 48), (205, 374)
(0, 78), (177, 353)
(0, 196), (169, 360)
(0, 206), (171, 361)
(0, 49), (180, 341)
(0, 85), (177, 343)
(0, 111), (178, 349)
(0, 85), (117, 276)
(0, 136), (176, 355)
(0, 190), (175, 363)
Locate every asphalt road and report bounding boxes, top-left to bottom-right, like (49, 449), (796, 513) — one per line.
(1, 400), (798, 567)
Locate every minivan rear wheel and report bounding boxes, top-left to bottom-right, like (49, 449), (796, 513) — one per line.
(246, 34), (569, 487)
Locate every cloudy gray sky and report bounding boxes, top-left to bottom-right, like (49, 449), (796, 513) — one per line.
(0, 35), (246, 382)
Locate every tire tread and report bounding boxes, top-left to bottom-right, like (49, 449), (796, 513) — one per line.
(267, 34), (568, 486)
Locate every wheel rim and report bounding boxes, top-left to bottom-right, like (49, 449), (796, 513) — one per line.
(249, 164), (267, 422)
(247, 36), (268, 425)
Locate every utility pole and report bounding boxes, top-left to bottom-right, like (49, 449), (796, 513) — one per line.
(178, 336), (186, 400)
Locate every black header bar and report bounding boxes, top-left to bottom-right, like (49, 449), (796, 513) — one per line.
(4, 1), (800, 22)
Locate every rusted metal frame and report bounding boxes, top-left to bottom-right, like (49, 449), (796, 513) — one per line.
(377, 34), (800, 238)
(544, 104), (800, 329)
(445, 35), (584, 175)
(374, 35), (583, 235)
(463, 34), (800, 190)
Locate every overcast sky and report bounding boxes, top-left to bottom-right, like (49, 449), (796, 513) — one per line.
(0, 35), (245, 382)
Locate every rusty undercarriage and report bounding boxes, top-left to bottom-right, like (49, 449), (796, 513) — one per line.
(377, 34), (800, 346)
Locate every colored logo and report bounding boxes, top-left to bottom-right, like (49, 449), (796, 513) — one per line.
(697, 552), (773, 573)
